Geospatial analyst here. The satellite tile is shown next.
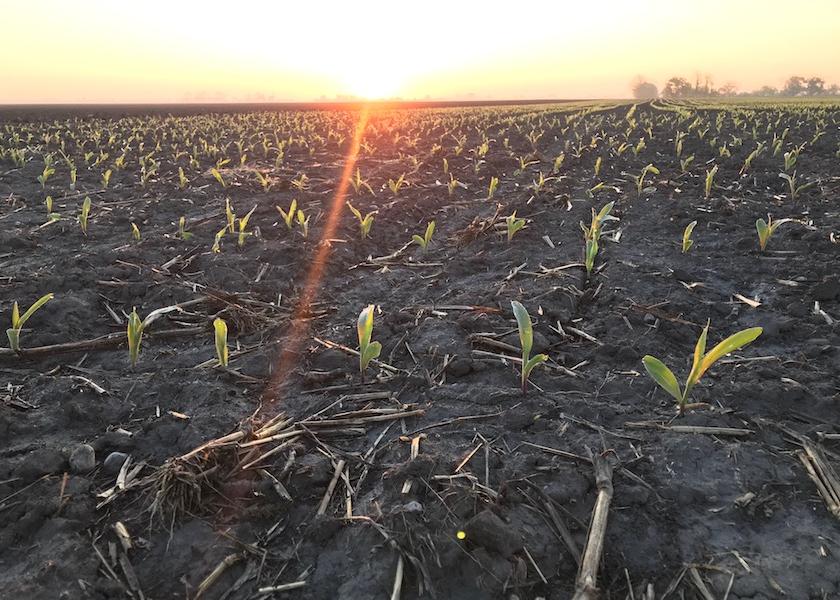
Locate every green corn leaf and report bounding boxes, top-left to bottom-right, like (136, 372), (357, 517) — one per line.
(642, 355), (683, 404)
(361, 340), (382, 371)
(697, 327), (763, 379)
(214, 318), (229, 367)
(357, 305), (375, 351)
(523, 353), (548, 380)
(511, 300), (534, 358)
(15, 293), (54, 330)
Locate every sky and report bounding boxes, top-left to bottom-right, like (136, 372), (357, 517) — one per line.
(3, 0), (839, 103)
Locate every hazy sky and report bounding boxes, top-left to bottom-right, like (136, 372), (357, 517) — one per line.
(3, 0), (839, 102)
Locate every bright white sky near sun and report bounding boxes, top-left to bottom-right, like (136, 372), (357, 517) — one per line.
(3, 0), (839, 102)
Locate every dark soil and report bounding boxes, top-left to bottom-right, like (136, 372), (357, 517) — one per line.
(1, 100), (839, 600)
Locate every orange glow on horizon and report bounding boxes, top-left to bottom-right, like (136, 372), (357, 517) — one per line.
(2, 0), (839, 103)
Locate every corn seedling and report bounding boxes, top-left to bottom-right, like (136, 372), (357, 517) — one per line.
(642, 323), (762, 414)
(80, 197), (91, 235)
(388, 173), (407, 196)
(447, 174), (460, 196)
(756, 215), (794, 251)
(412, 221), (435, 250)
(350, 169), (374, 195)
(357, 305), (382, 377)
(631, 164), (659, 196)
(442, 158), (449, 175)
(487, 176), (499, 199)
(347, 201), (375, 239)
(680, 155), (694, 173)
(510, 301), (548, 394)
(704, 165), (718, 199)
(682, 220), (697, 253)
(225, 198), (236, 232)
(296, 209), (310, 238)
(131, 222), (141, 241)
(37, 164), (55, 189)
(254, 171), (272, 192)
(212, 226), (227, 253)
(178, 167), (189, 189)
(210, 168), (226, 188)
(237, 206), (257, 247)
(6, 293), (53, 352)
(276, 199), (297, 229)
(127, 308), (144, 367)
(506, 211), (525, 242)
(584, 237), (599, 274)
(581, 201), (616, 242)
(594, 156), (602, 178)
(178, 216), (193, 240)
(45, 195), (53, 214)
(101, 169), (112, 189)
(551, 153), (565, 174)
(214, 318), (229, 367)
(778, 172), (815, 201)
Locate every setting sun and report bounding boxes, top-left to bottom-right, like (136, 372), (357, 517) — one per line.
(4, 0), (840, 102)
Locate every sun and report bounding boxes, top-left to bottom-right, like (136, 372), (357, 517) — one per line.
(343, 68), (402, 99)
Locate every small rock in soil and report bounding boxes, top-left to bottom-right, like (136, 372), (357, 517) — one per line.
(103, 451), (129, 475)
(463, 509), (523, 558)
(15, 448), (67, 481)
(93, 430), (136, 452)
(446, 357), (473, 378)
(68, 444), (96, 474)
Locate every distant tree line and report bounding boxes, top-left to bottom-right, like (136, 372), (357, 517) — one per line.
(631, 75), (840, 99)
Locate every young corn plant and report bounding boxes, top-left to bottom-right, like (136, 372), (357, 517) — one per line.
(6, 293), (53, 352)
(778, 172), (815, 201)
(296, 209), (310, 238)
(131, 222), (141, 241)
(237, 206), (257, 247)
(214, 318), (229, 367)
(127, 308), (144, 367)
(412, 221), (435, 250)
(210, 167), (226, 188)
(212, 226), (227, 253)
(584, 237), (599, 274)
(350, 169), (374, 195)
(447, 174), (460, 196)
(487, 176), (499, 200)
(254, 171), (272, 192)
(178, 216), (193, 240)
(506, 211), (526, 242)
(347, 201), (375, 239)
(45, 195), (53, 214)
(511, 301), (548, 394)
(80, 197), (91, 236)
(276, 199), (298, 229)
(682, 220), (697, 253)
(101, 169), (112, 189)
(225, 198), (236, 232)
(704, 165), (718, 199)
(642, 323), (762, 414)
(580, 201), (616, 242)
(756, 215), (794, 251)
(631, 164), (659, 196)
(357, 305), (382, 378)
(37, 164), (55, 189)
(178, 167), (189, 189)
(388, 174), (407, 196)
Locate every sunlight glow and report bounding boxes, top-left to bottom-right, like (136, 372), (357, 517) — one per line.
(2, 0), (839, 102)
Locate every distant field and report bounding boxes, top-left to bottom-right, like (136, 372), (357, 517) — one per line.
(1, 99), (839, 599)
